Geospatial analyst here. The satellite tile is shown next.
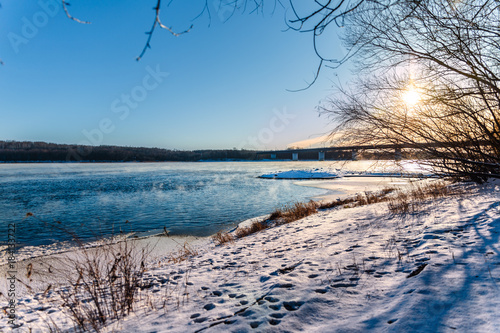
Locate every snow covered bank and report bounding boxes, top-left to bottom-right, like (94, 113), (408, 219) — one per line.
(0, 231), (206, 267)
(259, 168), (434, 179)
(259, 169), (339, 179)
(302, 177), (436, 201)
(3, 181), (500, 332)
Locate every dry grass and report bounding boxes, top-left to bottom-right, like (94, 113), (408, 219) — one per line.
(233, 181), (460, 241)
(269, 201), (319, 224)
(233, 201), (321, 239)
(319, 187), (395, 210)
(235, 220), (269, 238)
(53, 240), (151, 332)
(232, 189), (397, 240)
(387, 181), (463, 215)
(318, 196), (357, 209)
(166, 242), (199, 264)
(23, 214), (154, 332)
(212, 231), (235, 246)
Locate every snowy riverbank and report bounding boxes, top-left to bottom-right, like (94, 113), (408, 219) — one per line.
(258, 165), (434, 180)
(2, 180), (500, 332)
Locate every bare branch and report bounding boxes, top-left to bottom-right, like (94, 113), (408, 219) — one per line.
(287, 60), (323, 92)
(61, 1), (91, 24)
(137, 0), (193, 61)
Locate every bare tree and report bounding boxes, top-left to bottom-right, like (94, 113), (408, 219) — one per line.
(137, 0), (365, 69)
(1, 1), (361, 69)
(320, 0), (500, 182)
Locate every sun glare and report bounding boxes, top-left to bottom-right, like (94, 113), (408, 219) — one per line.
(402, 86), (421, 107)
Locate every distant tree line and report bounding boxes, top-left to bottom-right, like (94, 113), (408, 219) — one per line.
(0, 141), (258, 162)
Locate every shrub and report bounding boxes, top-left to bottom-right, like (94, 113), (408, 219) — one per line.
(54, 240), (150, 332)
(23, 214), (151, 332)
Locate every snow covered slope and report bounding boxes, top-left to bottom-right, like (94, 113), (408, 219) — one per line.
(5, 182), (500, 332)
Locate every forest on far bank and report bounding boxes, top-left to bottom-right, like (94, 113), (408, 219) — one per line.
(0, 141), (425, 162)
(0, 141), (258, 162)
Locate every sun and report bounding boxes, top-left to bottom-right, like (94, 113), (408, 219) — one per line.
(402, 86), (421, 107)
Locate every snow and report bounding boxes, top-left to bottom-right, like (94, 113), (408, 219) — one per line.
(302, 176), (432, 201)
(259, 169), (339, 179)
(2, 180), (500, 332)
(259, 167), (434, 179)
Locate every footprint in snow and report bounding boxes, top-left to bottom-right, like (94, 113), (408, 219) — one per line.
(276, 283), (294, 289)
(331, 283), (356, 288)
(305, 261), (319, 267)
(264, 296), (279, 303)
(260, 276), (271, 283)
(283, 301), (304, 311)
(238, 309), (255, 317)
(193, 317), (208, 323)
(269, 313), (286, 319)
(203, 303), (216, 311)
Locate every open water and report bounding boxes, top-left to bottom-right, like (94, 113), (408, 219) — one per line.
(0, 161), (349, 248)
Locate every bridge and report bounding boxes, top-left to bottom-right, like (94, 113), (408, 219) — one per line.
(256, 141), (484, 161)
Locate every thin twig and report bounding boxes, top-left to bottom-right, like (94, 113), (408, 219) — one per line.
(137, 0), (193, 61)
(61, 1), (91, 24)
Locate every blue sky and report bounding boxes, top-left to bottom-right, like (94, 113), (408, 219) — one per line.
(0, 0), (349, 150)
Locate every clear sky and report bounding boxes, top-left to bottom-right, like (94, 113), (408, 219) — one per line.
(0, 0), (349, 150)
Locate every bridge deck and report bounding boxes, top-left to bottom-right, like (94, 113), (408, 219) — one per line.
(256, 141), (486, 155)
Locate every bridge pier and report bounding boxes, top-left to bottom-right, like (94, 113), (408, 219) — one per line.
(318, 151), (325, 161)
(351, 149), (358, 161)
(292, 152), (299, 161)
(395, 148), (402, 161)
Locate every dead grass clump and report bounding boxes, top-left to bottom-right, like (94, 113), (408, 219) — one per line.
(212, 231), (235, 246)
(269, 201), (319, 224)
(387, 181), (462, 215)
(22, 214), (152, 332)
(167, 242), (199, 264)
(55, 240), (150, 332)
(232, 201), (319, 240)
(318, 197), (357, 209)
(235, 220), (269, 238)
(387, 191), (414, 215)
(319, 187), (395, 210)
